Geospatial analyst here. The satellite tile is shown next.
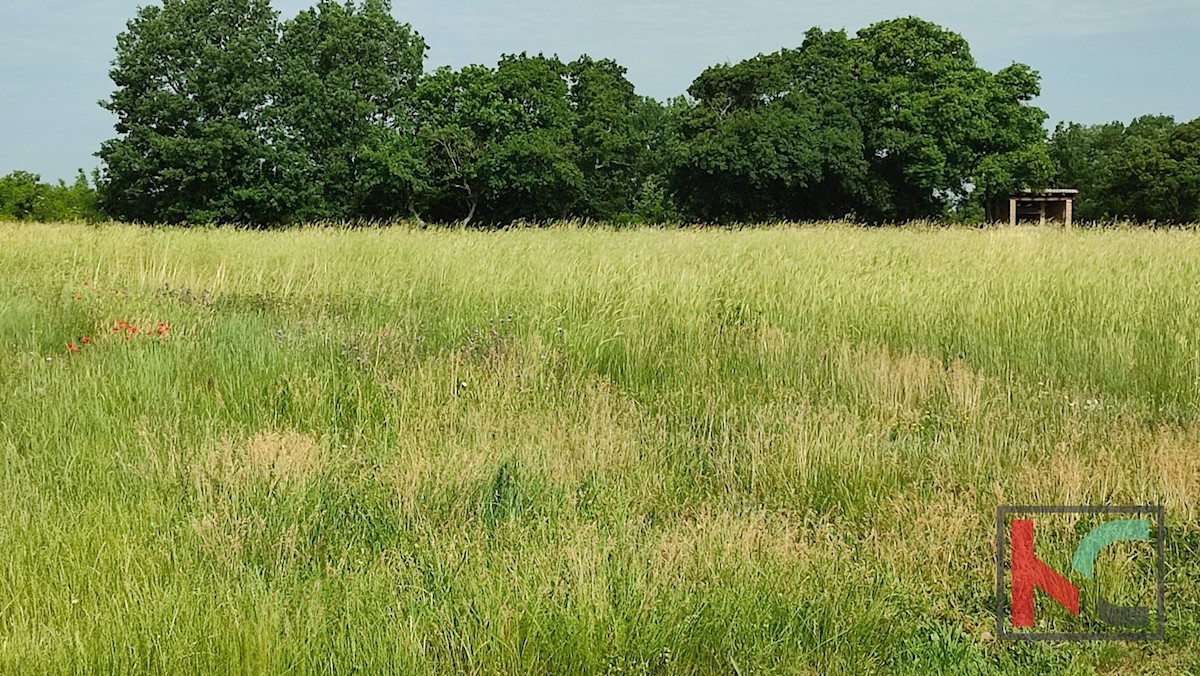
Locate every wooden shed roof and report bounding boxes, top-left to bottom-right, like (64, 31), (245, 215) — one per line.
(1016, 188), (1079, 197)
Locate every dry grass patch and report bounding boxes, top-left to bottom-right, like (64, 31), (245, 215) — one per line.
(1017, 444), (1106, 506)
(880, 493), (984, 565)
(700, 401), (897, 504)
(875, 492), (992, 602)
(1146, 425), (1200, 521)
(649, 509), (853, 582)
(1016, 421), (1200, 517)
(186, 430), (325, 569)
(382, 373), (645, 511)
(835, 343), (993, 423)
(189, 505), (246, 566)
(196, 429), (325, 489)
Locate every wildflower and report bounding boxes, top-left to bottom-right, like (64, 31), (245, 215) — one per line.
(72, 294), (81, 300)
(81, 336), (91, 345)
(83, 281), (90, 286)
(67, 342), (79, 353)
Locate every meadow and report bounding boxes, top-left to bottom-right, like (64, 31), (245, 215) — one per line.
(0, 221), (1197, 673)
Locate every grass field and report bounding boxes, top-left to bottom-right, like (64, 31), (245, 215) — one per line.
(0, 221), (1198, 673)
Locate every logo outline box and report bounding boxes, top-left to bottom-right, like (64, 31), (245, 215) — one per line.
(994, 504), (1166, 641)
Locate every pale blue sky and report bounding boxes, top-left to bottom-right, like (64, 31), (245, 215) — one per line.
(2, 0), (1198, 182)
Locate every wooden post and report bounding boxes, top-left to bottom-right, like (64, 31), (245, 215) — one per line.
(1064, 198), (1073, 227)
(1039, 202), (1046, 225)
(1010, 197), (1017, 226)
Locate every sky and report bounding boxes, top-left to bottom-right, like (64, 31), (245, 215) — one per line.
(2, 0), (1199, 182)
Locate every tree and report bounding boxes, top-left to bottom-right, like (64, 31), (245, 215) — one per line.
(0, 171), (102, 222)
(277, 0), (427, 221)
(971, 63), (1055, 221)
(0, 171), (45, 220)
(97, 0), (301, 225)
(1052, 115), (1200, 223)
(1048, 121), (1125, 220)
(37, 171), (103, 222)
(566, 56), (661, 221)
(666, 20), (1048, 223)
(855, 18), (1050, 221)
(416, 54), (583, 226)
(1109, 116), (1200, 223)
(478, 54), (582, 223)
(90, 5), (1073, 226)
(669, 29), (872, 222)
(1161, 118), (1200, 222)
(414, 64), (502, 225)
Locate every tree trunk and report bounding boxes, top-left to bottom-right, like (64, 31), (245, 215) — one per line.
(462, 195), (477, 228)
(407, 194), (424, 226)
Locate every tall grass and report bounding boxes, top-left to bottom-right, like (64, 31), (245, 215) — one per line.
(0, 221), (1197, 673)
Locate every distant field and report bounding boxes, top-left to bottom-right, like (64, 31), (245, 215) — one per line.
(0, 221), (1197, 673)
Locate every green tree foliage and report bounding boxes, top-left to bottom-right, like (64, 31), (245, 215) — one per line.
(97, 0), (301, 225)
(93, 4), (1194, 226)
(478, 54), (583, 224)
(670, 19), (1051, 223)
(0, 171), (101, 222)
(416, 55), (583, 225)
(0, 171), (44, 220)
(670, 29), (872, 222)
(278, 0), (427, 221)
(855, 18), (1052, 220)
(40, 172), (104, 222)
(567, 57), (664, 221)
(1051, 116), (1200, 223)
(413, 64), (503, 225)
(970, 64), (1055, 220)
(1048, 121), (1124, 221)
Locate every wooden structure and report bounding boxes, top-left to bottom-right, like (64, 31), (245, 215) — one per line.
(1009, 189), (1078, 226)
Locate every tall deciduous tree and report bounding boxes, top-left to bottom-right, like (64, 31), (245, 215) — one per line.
(669, 18), (1052, 223)
(567, 56), (662, 221)
(278, 0), (427, 221)
(479, 54), (582, 223)
(855, 17), (1051, 220)
(670, 29), (872, 222)
(97, 0), (301, 225)
(414, 64), (503, 225)
(416, 54), (583, 226)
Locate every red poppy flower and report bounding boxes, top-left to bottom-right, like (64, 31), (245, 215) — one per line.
(67, 342), (79, 353)
(72, 294), (81, 300)
(81, 336), (91, 345)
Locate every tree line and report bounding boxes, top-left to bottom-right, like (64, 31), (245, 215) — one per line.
(0, 171), (101, 222)
(1049, 116), (1200, 223)
(3, 0), (1197, 226)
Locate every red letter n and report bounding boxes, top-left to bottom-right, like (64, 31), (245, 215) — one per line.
(1011, 519), (1080, 627)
